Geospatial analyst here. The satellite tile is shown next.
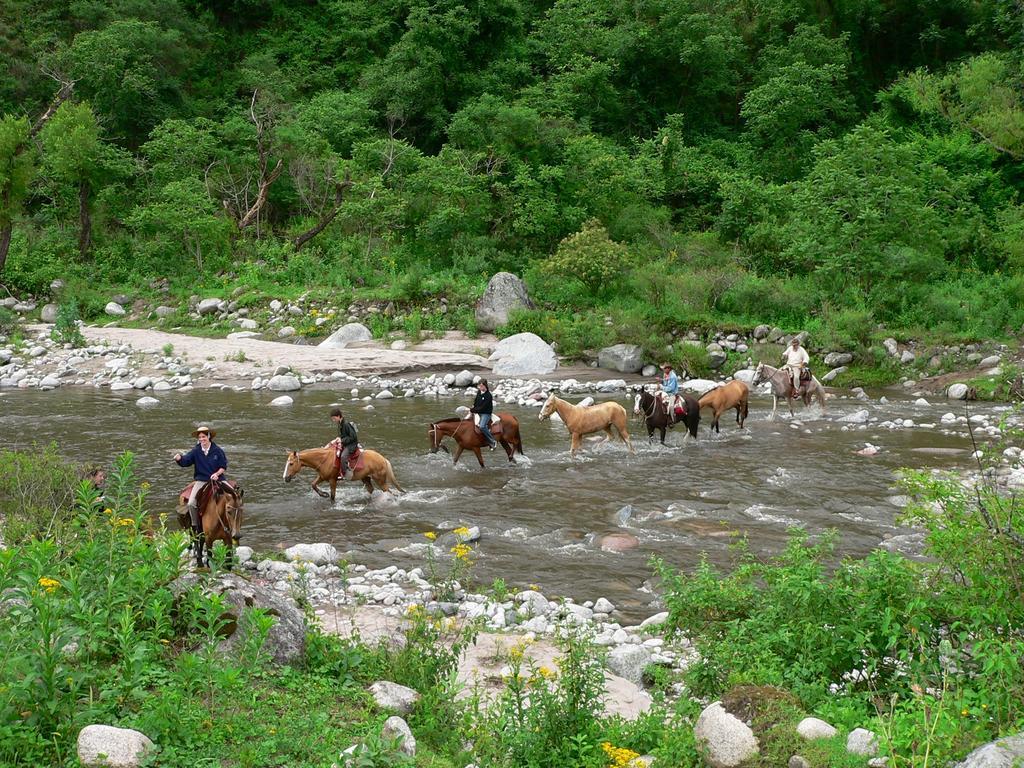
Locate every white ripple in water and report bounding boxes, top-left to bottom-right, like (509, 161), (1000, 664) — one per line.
(742, 504), (803, 527)
(766, 467), (792, 486)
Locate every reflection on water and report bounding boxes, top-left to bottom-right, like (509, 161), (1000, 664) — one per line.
(0, 387), (990, 617)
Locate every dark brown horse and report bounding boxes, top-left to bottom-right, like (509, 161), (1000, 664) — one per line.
(429, 413), (524, 467)
(177, 479), (244, 569)
(697, 380), (750, 434)
(633, 388), (700, 444)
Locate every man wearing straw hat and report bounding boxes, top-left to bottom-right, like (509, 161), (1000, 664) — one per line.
(174, 425), (228, 538)
(660, 362), (683, 421)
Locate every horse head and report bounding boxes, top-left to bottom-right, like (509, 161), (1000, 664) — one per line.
(282, 450), (301, 482)
(428, 424), (441, 453)
(538, 393), (557, 420)
(632, 392), (644, 415)
(752, 362), (767, 385)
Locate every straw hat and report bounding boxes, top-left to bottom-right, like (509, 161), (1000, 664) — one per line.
(660, 362), (673, 370)
(192, 425), (217, 438)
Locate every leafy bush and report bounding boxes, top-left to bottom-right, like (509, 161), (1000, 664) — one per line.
(541, 220), (632, 298)
(0, 443), (81, 544)
(50, 299), (85, 347)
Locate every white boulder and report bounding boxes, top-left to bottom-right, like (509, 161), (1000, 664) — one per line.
(489, 332), (558, 376)
(694, 702), (759, 768)
(319, 323), (372, 349)
(77, 724), (154, 767)
(284, 543), (339, 565)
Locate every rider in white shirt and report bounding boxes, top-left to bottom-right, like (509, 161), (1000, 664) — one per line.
(781, 338), (810, 397)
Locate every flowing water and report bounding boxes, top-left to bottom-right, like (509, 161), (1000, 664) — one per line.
(0, 387), (999, 618)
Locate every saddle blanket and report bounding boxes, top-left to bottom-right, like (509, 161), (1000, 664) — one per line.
(178, 479), (238, 514)
(470, 413), (502, 436)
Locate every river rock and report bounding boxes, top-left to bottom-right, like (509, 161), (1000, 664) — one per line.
(797, 717), (837, 740)
(516, 590), (551, 618)
(28, 345), (46, 357)
(77, 724), (154, 767)
(381, 716), (416, 756)
(593, 597), (615, 614)
(840, 409), (870, 423)
(267, 374), (301, 392)
(947, 383), (970, 400)
(900, 350), (916, 364)
(454, 369), (475, 387)
(475, 272), (532, 332)
(733, 369), (756, 384)
(979, 355), (1001, 368)
(753, 325), (770, 340)
(40, 303), (58, 323)
(882, 338), (899, 357)
(824, 352), (853, 367)
(694, 702), (760, 768)
(155, 306), (176, 318)
(278, 326), (295, 338)
(822, 366), (847, 383)
(39, 375), (61, 389)
(170, 572), (306, 665)
(270, 395), (294, 406)
(133, 376), (152, 389)
(598, 344), (644, 374)
(197, 298), (222, 316)
(239, 318), (258, 330)
(707, 349), (727, 369)
(599, 533), (639, 552)
(489, 332), (558, 376)
(369, 681), (421, 715)
(319, 323), (372, 349)
(954, 732), (1024, 768)
(285, 543), (339, 565)
(135, 397), (159, 406)
(104, 302), (126, 317)
(607, 645), (651, 685)
(847, 728), (879, 756)
(681, 378), (719, 396)
(641, 364), (657, 377)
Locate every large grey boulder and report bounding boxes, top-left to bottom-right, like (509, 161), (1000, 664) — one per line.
(598, 344), (644, 374)
(846, 728), (879, 757)
(197, 298), (222, 316)
(954, 732), (1024, 768)
(516, 589), (551, 618)
(796, 717), (837, 740)
(369, 681), (421, 715)
(681, 378), (719, 396)
(824, 352), (853, 367)
(171, 572), (307, 666)
(694, 702), (760, 768)
(104, 302), (126, 317)
(607, 644), (652, 685)
(284, 542), (338, 565)
(41, 303), (59, 323)
(267, 374), (301, 392)
(475, 272), (532, 332)
(980, 354), (1001, 368)
(489, 332), (557, 375)
(319, 323), (372, 349)
(77, 724), (154, 767)
(822, 366), (847, 383)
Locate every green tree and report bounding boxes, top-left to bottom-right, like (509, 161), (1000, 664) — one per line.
(542, 218), (631, 297)
(0, 115), (33, 273)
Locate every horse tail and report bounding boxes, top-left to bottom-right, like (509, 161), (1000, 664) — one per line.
(815, 382), (827, 408)
(516, 429), (525, 455)
(386, 460), (405, 493)
(742, 396), (749, 421)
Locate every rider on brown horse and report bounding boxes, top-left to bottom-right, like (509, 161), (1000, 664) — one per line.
(174, 424), (228, 540)
(327, 408), (358, 479)
(470, 379), (498, 451)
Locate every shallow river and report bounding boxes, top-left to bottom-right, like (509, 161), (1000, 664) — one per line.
(0, 387), (997, 618)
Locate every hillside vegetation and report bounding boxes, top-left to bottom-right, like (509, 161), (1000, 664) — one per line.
(1, 0), (1023, 355)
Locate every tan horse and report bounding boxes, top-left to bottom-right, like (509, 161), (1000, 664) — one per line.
(538, 394), (635, 457)
(177, 480), (244, 569)
(698, 380), (750, 433)
(282, 447), (404, 501)
(752, 362), (827, 419)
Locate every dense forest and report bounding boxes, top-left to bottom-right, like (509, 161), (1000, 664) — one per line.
(1, 0), (1023, 355)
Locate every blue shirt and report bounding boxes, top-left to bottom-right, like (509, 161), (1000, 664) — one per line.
(176, 442), (228, 482)
(662, 371), (679, 395)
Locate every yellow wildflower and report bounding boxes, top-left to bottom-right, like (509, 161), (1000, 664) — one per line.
(423, 531), (437, 541)
(116, 518), (135, 527)
(538, 665), (556, 679)
(453, 526), (471, 538)
(37, 577), (60, 593)
(103, 508), (113, 515)
(601, 742), (641, 768)
(450, 543), (472, 561)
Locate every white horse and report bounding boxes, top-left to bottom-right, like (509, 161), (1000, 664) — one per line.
(752, 362), (827, 419)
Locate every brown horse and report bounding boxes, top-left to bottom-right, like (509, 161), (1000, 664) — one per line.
(177, 480), (244, 569)
(539, 394), (635, 457)
(282, 446), (404, 502)
(752, 362), (827, 419)
(429, 413), (525, 467)
(697, 380), (750, 434)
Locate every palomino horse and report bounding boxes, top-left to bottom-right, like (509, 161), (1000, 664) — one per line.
(539, 394), (635, 457)
(282, 446), (404, 502)
(177, 480), (244, 569)
(752, 362), (827, 419)
(429, 413), (525, 467)
(633, 387), (700, 444)
(697, 380), (750, 434)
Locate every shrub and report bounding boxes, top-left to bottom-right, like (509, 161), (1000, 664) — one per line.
(541, 220), (631, 298)
(50, 299), (86, 347)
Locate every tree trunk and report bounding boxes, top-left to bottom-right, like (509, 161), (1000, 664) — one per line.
(293, 206), (342, 251)
(78, 180), (91, 258)
(0, 223), (12, 273)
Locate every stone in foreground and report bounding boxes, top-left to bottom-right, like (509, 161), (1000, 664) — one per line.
(369, 681), (421, 715)
(694, 702), (759, 768)
(77, 724), (154, 767)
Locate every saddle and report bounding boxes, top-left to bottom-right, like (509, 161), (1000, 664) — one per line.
(178, 478), (240, 518)
(656, 393), (686, 420)
(334, 445), (365, 478)
(799, 368), (813, 383)
(471, 413), (502, 436)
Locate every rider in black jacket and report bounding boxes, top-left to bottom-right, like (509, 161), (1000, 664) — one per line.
(470, 379), (498, 449)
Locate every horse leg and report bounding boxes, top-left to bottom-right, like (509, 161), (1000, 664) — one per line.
(473, 447), (484, 468)
(363, 478), (374, 494)
(617, 423), (635, 454)
(570, 432), (582, 457)
(597, 427), (612, 444)
(330, 475), (338, 503)
(500, 439), (515, 463)
(312, 478), (330, 499)
(659, 426), (666, 445)
(452, 445), (464, 465)
(225, 541), (234, 571)
(195, 531), (205, 568)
